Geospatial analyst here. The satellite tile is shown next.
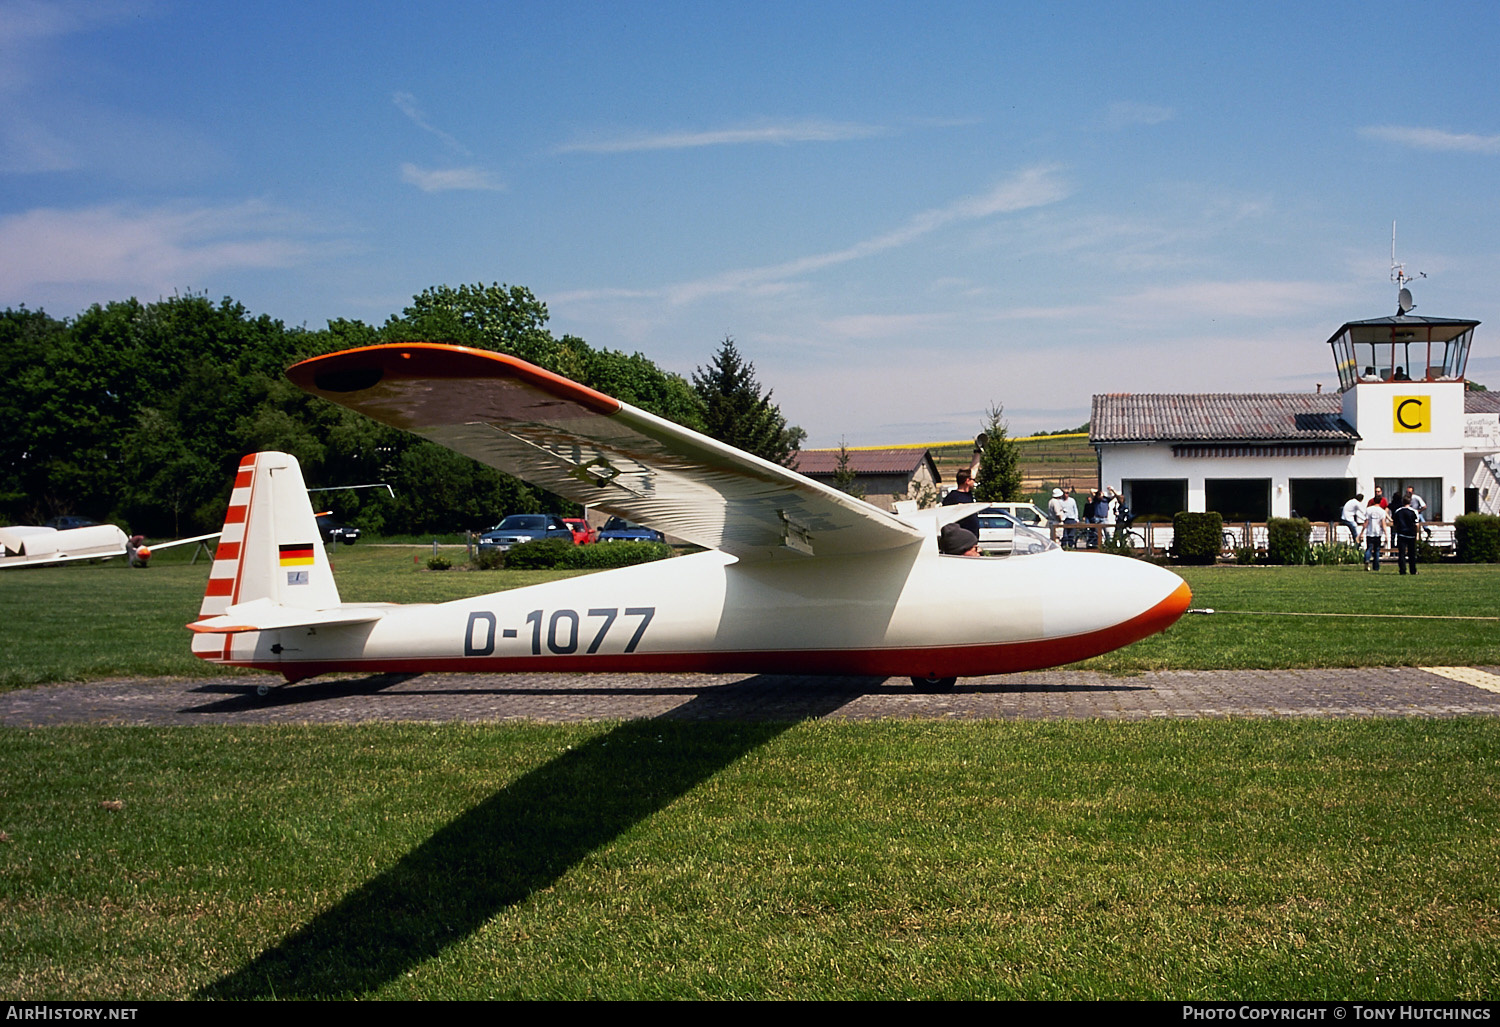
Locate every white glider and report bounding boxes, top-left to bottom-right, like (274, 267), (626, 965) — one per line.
(1, 524), (218, 569)
(189, 343), (1190, 689)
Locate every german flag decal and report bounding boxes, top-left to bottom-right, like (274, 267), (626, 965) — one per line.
(278, 543), (315, 566)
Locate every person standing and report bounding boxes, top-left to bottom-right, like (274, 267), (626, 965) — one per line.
(941, 471), (980, 535)
(1405, 486), (1428, 523)
(1363, 496), (1389, 571)
(1392, 495), (1420, 575)
(1060, 488), (1080, 548)
(1340, 493), (1366, 547)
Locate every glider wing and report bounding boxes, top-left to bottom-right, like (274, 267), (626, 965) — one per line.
(287, 344), (924, 561)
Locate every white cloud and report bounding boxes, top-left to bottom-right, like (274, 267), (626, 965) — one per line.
(557, 119), (887, 154)
(818, 312), (955, 340)
(0, 0), (152, 93)
(0, 200), (321, 295)
(392, 91), (470, 155)
(399, 163), (505, 192)
(1104, 101), (1175, 129)
(1125, 279), (1347, 318)
(1360, 125), (1500, 154)
(663, 165), (1071, 304)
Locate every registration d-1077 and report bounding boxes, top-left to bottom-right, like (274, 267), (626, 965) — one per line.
(464, 606), (656, 656)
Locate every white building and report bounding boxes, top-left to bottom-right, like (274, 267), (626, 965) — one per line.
(1091, 307), (1500, 524)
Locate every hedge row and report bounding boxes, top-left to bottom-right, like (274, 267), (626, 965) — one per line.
(498, 539), (675, 570)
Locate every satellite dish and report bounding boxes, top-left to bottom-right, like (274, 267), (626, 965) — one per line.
(1397, 287), (1414, 315)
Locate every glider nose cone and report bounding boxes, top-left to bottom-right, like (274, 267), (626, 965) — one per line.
(1143, 576), (1193, 637)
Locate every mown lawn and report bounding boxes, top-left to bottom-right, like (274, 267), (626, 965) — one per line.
(2, 718), (1497, 999)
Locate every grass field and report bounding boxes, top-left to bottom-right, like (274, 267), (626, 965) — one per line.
(4, 545), (1499, 1000)
(4, 718), (1499, 999)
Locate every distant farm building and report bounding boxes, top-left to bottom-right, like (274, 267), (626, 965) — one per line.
(794, 448), (941, 511)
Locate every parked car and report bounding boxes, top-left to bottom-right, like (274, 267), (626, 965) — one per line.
(43, 516), (98, 531)
(477, 514), (575, 551)
(316, 512), (360, 545)
(976, 508), (1054, 555)
(595, 516), (665, 543)
(983, 502), (1054, 537)
(562, 517), (596, 545)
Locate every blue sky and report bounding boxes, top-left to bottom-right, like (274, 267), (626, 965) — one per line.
(5, 0), (1500, 445)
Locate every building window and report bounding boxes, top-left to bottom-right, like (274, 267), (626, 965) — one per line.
(1124, 479), (1187, 520)
(1377, 476), (1442, 521)
(1205, 478), (1271, 522)
(1289, 478), (1356, 522)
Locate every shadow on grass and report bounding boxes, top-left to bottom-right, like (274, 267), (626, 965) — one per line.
(198, 675), (861, 999)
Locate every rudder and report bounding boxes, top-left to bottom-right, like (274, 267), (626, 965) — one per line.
(195, 451), (341, 624)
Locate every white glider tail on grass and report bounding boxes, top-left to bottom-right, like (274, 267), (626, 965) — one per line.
(189, 343), (1190, 689)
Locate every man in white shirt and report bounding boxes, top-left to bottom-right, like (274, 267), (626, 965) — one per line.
(1363, 500), (1389, 571)
(1340, 494), (1366, 546)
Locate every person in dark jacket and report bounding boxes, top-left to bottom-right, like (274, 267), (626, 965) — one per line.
(1392, 494), (1420, 575)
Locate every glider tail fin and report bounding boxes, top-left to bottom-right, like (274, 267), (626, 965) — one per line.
(195, 451), (342, 625)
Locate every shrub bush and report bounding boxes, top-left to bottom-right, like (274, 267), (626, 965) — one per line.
(563, 541), (673, 569)
(1455, 514), (1500, 563)
(470, 547), (507, 570)
(1266, 517), (1312, 565)
(1308, 541), (1362, 566)
(1171, 512), (1223, 565)
(1416, 537), (1446, 564)
(1234, 546), (1258, 565)
(426, 555), (452, 571)
(503, 538), (577, 569)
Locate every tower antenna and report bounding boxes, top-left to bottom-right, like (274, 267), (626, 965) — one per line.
(1390, 220), (1426, 314)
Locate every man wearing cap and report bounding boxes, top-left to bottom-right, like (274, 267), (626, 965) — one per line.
(938, 523), (982, 556)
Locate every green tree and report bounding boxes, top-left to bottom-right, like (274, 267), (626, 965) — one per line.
(831, 436), (865, 499)
(974, 404), (1023, 503)
(692, 337), (805, 466)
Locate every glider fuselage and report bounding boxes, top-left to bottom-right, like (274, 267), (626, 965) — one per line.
(195, 540), (1189, 682)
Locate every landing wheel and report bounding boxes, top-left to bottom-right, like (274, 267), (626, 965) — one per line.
(255, 683), (271, 698)
(911, 675), (957, 692)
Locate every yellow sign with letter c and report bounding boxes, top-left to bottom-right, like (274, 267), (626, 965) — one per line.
(1393, 395), (1430, 433)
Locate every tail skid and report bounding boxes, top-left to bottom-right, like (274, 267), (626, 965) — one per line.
(191, 452), (353, 660)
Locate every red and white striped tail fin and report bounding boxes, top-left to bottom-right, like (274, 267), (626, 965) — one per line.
(193, 453), (341, 657)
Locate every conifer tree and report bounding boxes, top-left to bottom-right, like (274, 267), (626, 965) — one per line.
(974, 403), (1023, 502)
(692, 337), (805, 467)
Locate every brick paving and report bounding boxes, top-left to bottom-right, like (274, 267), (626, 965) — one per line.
(4, 666), (1500, 726)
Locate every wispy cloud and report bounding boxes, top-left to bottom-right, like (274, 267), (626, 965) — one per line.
(392, 91), (470, 155)
(0, 0), (147, 46)
(1104, 101), (1175, 130)
(556, 119), (887, 154)
(399, 163), (504, 192)
(1360, 124), (1500, 154)
(0, 200), (323, 295)
(662, 165), (1072, 304)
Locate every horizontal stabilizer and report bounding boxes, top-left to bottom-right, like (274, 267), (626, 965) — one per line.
(187, 598), (386, 635)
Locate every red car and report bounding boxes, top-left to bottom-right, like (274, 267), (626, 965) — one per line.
(562, 517), (595, 545)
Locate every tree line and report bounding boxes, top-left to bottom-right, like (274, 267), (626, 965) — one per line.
(2, 284), (802, 537)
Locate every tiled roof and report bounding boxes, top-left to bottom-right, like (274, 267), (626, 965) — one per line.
(794, 448), (933, 475)
(1467, 390), (1500, 415)
(1090, 394), (1360, 443)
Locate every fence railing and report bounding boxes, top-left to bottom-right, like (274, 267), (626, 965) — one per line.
(1041, 520), (1456, 556)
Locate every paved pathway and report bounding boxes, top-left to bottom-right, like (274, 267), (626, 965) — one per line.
(5, 666), (1500, 725)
